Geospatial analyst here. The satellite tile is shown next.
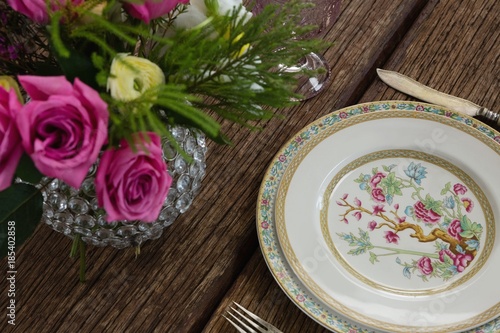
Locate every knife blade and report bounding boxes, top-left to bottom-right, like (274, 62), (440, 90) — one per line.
(376, 68), (500, 127)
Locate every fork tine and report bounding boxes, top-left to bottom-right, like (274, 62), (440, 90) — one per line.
(233, 302), (269, 328)
(222, 314), (253, 333)
(224, 310), (262, 333)
(228, 305), (266, 332)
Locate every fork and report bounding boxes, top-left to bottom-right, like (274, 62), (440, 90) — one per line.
(223, 302), (284, 333)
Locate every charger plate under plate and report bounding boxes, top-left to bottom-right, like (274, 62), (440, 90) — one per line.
(257, 101), (500, 333)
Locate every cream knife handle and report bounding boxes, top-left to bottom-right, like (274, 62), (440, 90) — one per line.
(377, 69), (500, 127)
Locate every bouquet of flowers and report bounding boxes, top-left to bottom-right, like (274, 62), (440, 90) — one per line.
(0, 0), (324, 279)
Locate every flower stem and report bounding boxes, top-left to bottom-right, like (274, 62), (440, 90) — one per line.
(374, 246), (439, 259)
(79, 237), (87, 283)
(70, 235), (79, 258)
(70, 234), (87, 283)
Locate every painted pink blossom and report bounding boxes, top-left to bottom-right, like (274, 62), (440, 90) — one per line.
(397, 216), (406, 223)
(417, 256), (433, 275)
(371, 187), (385, 202)
(368, 221), (377, 231)
(353, 211), (362, 221)
(369, 171), (386, 188)
(453, 183), (467, 195)
(454, 253), (473, 272)
(413, 201), (441, 224)
(384, 231), (399, 244)
(461, 198), (474, 213)
(342, 217), (349, 224)
(296, 294), (305, 302)
(394, 203), (399, 210)
(448, 219), (462, 240)
(354, 197), (362, 206)
(372, 204), (386, 215)
(0, 86), (23, 191)
(342, 193), (348, 200)
(261, 221), (269, 229)
(439, 249), (455, 262)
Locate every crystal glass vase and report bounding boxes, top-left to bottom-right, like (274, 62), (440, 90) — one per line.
(41, 126), (207, 249)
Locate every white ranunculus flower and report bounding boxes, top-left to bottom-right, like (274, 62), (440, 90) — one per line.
(174, 0), (252, 30)
(107, 53), (165, 102)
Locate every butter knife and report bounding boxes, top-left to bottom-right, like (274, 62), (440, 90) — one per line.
(376, 68), (500, 126)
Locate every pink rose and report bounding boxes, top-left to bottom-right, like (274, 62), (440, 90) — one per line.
(124, 0), (189, 24)
(371, 187), (385, 202)
(453, 183), (467, 195)
(413, 201), (441, 224)
(417, 256), (433, 275)
(0, 87), (23, 191)
(369, 172), (386, 188)
(16, 76), (108, 188)
(7, 0), (83, 24)
(384, 231), (399, 244)
(95, 132), (172, 222)
(448, 219), (462, 240)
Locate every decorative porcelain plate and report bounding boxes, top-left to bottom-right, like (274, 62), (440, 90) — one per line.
(256, 101), (500, 333)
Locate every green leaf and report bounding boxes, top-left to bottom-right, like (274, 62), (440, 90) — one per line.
(380, 172), (403, 197)
(459, 215), (483, 240)
(15, 154), (43, 185)
(369, 251), (379, 264)
(422, 194), (443, 215)
(440, 182), (451, 195)
(0, 183), (43, 258)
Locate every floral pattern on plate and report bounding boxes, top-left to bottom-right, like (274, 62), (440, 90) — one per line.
(336, 160), (483, 283)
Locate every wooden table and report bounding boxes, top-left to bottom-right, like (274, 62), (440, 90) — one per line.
(2, 0), (498, 332)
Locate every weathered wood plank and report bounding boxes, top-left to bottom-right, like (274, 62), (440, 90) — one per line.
(362, 0), (499, 116)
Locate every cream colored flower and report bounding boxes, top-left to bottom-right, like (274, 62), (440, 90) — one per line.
(174, 0), (252, 30)
(107, 53), (165, 102)
(79, 2), (107, 25)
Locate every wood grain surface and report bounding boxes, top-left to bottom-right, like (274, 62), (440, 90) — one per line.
(1, 0), (498, 332)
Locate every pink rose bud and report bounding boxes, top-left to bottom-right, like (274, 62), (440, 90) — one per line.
(95, 132), (173, 222)
(0, 86), (23, 191)
(7, 0), (83, 24)
(16, 76), (108, 188)
(124, 0), (189, 24)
